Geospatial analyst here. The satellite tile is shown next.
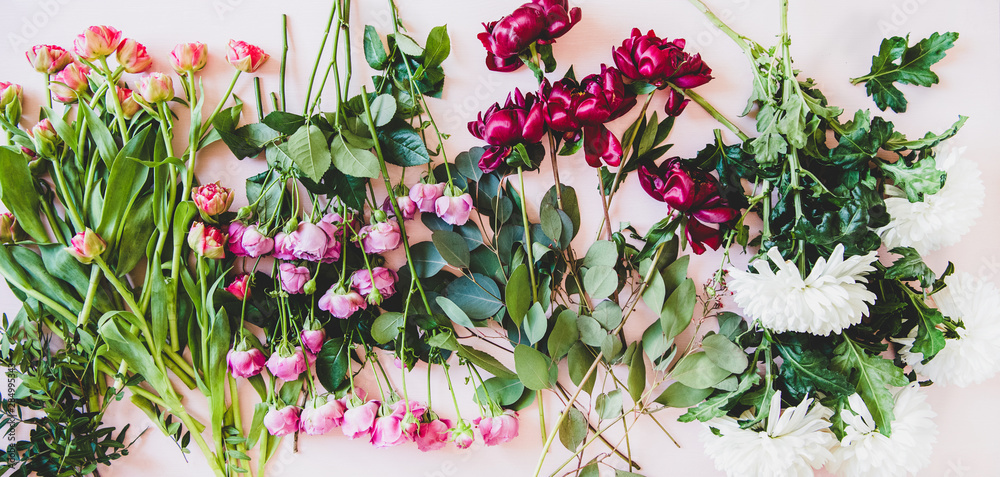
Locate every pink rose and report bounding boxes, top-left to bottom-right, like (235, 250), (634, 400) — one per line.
(316, 215), (343, 263)
(279, 263), (310, 294)
(224, 273), (250, 300)
(451, 421), (475, 449)
(435, 193), (474, 226)
(371, 414), (407, 448)
(66, 229), (106, 265)
(318, 285), (367, 319)
(192, 182), (235, 217)
(300, 328), (326, 356)
(266, 348), (307, 381)
(49, 62), (90, 104)
(272, 232), (296, 260)
(74, 25), (123, 60)
(382, 195), (417, 221)
(26, 45), (72, 74)
(299, 397), (347, 435)
(342, 400), (380, 439)
(360, 219), (402, 254)
(136, 72), (174, 103)
(475, 410), (519, 446)
(263, 405), (300, 437)
(289, 222), (329, 262)
(115, 38), (152, 73)
(227, 40), (269, 73)
(240, 224), (274, 258)
(409, 182), (447, 213)
(188, 222), (226, 259)
(226, 348), (265, 378)
(227, 222), (248, 256)
(351, 267), (398, 299)
(391, 400), (427, 439)
(415, 419), (453, 452)
(170, 42), (208, 74)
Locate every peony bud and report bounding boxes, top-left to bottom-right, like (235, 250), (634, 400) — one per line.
(434, 189), (474, 226)
(450, 421), (475, 449)
(318, 283), (366, 319)
(170, 42), (208, 74)
(66, 229), (106, 264)
(137, 72), (174, 103)
(49, 62), (91, 104)
(408, 182), (447, 213)
(300, 328), (326, 356)
(475, 410), (519, 446)
(30, 119), (60, 157)
(74, 25), (123, 60)
(359, 218), (402, 254)
(25, 45), (72, 74)
(115, 38), (152, 74)
(116, 87), (141, 119)
(226, 40), (269, 73)
(224, 273), (250, 300)
(351, 267), (398, 301)
(240, 224), (274, 258)
(266, 347), (307, 381)
(263, 405), (301, 437)
(278, 263), (310, 295)
(299, 397), (347, 435)
(341, 400), (380, 439)
(191, 182), (234, 216)
(663, 88), (689, 117)
(187, 222), (226, 259)
(227, 347), (266, 378)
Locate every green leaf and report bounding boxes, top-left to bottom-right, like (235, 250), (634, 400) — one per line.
(315, 338), (350, 393)
(330, 132), (377, 179)
(596, 390), (623, 420)
(422, 25), (451, 68)
(582, 240), (618, 268)
(474, 377), (524, 407)
(678, 372), (761, 423)
(437, 296), (475, 329)
(702, 334), (748, 374)
(655, 382), (713, 408)
(523, 302), (547, 344)
(377, 119), (431, 167)
(831, 337), (909, 435)
(371, 312), (404, 344)
(432, 230), (470, 269)
(116, 193), (156, 274)
(541, 184), (580, 235)
(671, 352), (731, 389)
(885, 115), (967, 151)
(369, 94), (397, 128)
(568, 342), (597, 394)
(773, 337), (854, 402)
(547, 309), (579, 360)
(444, 273), (502, 320)
(660, 279), (695, 340)
(885, 247), (936, 288)
(558, 407), (588, 452)
(79, 101), (119, 165)
(287, 125), (333, 182)
(583, 265), (617, 300)
(98, 127), (152, 244)
(393, 33), (424, 57)
(409, 241), (446, 278)
(0, 147), (47, 241)
(592, 300), (623, 331)
(457, 344), (516, 380)
(539, 205), (563, 248)
(514, 344), (553, 391)
(642, 271), (667, 315)
(827, 110), (894, 167)
(881, 156), (945, 202)
(505, 264), (532, 326)
(577, 314), (606, 347)
(364, 25), (389, 69)
(627, 344), (646, 403)
(852, 32), (959, 113)
(262, 111), (305, 135)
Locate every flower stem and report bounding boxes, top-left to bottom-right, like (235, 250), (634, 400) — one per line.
(280, 14), (289, 112)
(517, 167), (539, 302)
(99, 57), (129, 142)
(76, 265), (101, 327)
(302, 2), (338, 115)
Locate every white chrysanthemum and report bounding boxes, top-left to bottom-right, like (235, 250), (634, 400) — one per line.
(728, 244), (878, 335)
(897, 272), (1000, 387)
(827, 385), (937, 476)
(877, 143), (984, 254)
(702, 392), (837, 477)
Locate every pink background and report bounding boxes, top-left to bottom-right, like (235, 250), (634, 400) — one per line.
(2, 0), (999, 475)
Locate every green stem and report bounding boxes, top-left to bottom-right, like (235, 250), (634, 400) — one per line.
(673, 85), (750, 142)
(442, 364), (463, 422)
(280, 14), (289, 111)
(517, 167), (538, 302)
(199, 70), (242, 150)
(302, 2), (339, 115)
(686, 0), (756, 58)
(76, 265), (102, 327)
(44, 74), (52, 108)
(50, 161), (85, 231)
(99, 57), (129, 142)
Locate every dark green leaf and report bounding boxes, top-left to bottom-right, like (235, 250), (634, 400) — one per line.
(444, 274), (502, 320)
(410, 241), (447, 278)
(505, 264), (532, 326)
(852, 32), (959, 113)
(330, 132), (377, 179)
(377, 119), (431, 167)
(831, 337), (909, 435)
(287, 125), (333, 182)
(547, 309), (579, 360)
(422, 25), (451, 68)
(371, 312), (404, 344)
(432, 229), (470, 269)
(558, 407), (587, 452)
(523, 302), (547, 344)
(0, 146), (47, 241)
(514, 344), (553, 391)
(364, 25), (389, 69)
(315, 338), (350, 393)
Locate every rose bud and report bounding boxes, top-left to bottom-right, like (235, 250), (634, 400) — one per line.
(278, 263), (310, 295)
(435, 188), (474, 226)
(318, 283), (367, 319)
(271, 232), (297, 260)
(342, 400), (381, 439)
(227, 221), (248, 257)
(371, 412), (407, 448)
(30, 119), (60, 157)
(475, 410), (520, 446)
(263, 405), (301, 437)
(468, 89), (546, 173)
(116, 87), (141, 119)
(300, 327), (326, 356)
(450, 421), (475, 449)
(226, 347), (266, 378)
(191, 182), (234, 216)
(351, 267), (398, 301)
(74, 25), (124, 60)
(299, 397), (347, 436)
(224, 273), (250, 300)
(26, 45), (73, 74)
(115, 38), (152, 74)
(266, 347), (307, 381)
(360, 218), (402, 254)
(664, 88), (689, 117)
(382, 193), (417, 221)
(415, 418), (453, 452)
(240, 224), (274, 258)
(66, 228), (106, 264)
(49, 62), (91, 104)
(137, 72), (174, 103)
(170, 42), (208, 74)
(187, 222), (227, 259)
(0, 213), (16, 244)
(582, 124), (623, 168)
(289, 222), (329, 262)
(408, 182), (447, 213)
(226, 40), (269, 73)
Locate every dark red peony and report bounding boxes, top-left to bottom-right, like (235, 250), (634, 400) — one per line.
(468, 88), (546, 173)
(478, 0), (582, 72)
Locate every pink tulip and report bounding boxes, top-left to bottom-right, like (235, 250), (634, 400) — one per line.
(240, 224), (274, 258)
(226, 348), (266, 378)
(116, 87), (141, 119)
(137, 72), (174, 103)
(272, 232), (296, 260)
(30, 119), (59, 157)
(342, 400), (380, 439)
(435, 193), (474, 226)
(415, 419), (453, 452)
(26, 45), (72, 74)
(475, 411), (519, 446)
(266, 348), (307, 381)
(451, 421), (475, 449)
(74, 25), (123, 60)
(188, 222), (226, 259)
(226, 40), (269, 73)
(299, 397), (347, 435)
(409, 182), (447, 213)
(224, 273), (250, 300)
(360, 218), (402, 254)
(170, 42), (208, 74)
(278, 263), (310, 294)
(66, 229), (106, 265)
(289, 222), (329, 262)
(192, 182), (234, 216)
(0, 82), (22, 110)
(116, 38), (152, 73)
(300, 328), (326, 356)
(49, 62), (90, 103)
(263, 405), (301, 436)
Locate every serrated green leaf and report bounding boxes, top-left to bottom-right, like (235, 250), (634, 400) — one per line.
(852, 32), (959, 113)
(288, 125), (333, 182)
(831, 337), (909, 435)
(330, 132), (377, 179)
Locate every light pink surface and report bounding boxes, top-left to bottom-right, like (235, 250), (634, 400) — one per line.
(1, 0), (999, 476)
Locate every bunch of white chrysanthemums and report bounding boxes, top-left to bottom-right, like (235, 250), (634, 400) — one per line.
(702, 142), (1000, 477)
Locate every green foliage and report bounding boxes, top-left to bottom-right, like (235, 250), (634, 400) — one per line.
(852, 32), (959, 112)
(831, 337), (909, 435)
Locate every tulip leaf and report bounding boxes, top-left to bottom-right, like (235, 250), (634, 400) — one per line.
(0, 146), (47, 242)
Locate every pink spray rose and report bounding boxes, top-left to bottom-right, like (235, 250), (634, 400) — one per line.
(226, 347), (266, 378)
(227, 40), (269, 73)
(382, 194), (418, 221)
(227, 222), (248, 256)
(74, 25), (123, 60)
(318, 284), (367, 319)
(170, 42), (208, 74)
(263, 405), (301, 437)
(266, 347), (307, 381)
(360, 218), (402, 254)
(392, 400), (427, 440)
(435, 191), (474, 226)
(370, 413), (407, 448)
(240, 224), (274, 258)
(278, 262), (310, 294)
(415, 419), (454, 452)
(316, 215), (343, 263)
(475, 410), (520, 446)
(351, 267), (398, 303)
(409, 182), (447, 213)
(224, 273), (250, 300)
(289, 222), (329, 262)
(342, 400), (381, 439)
(451, 421), (475, 449)
(272, 232), (296, 260)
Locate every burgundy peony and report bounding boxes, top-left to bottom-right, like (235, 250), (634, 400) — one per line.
(613, 28), (712, 89)
(538, 77), (582, 137)
(468, 89), (546, 173)
(638, 157), (740, 254)
(477, 0), (582, 72)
